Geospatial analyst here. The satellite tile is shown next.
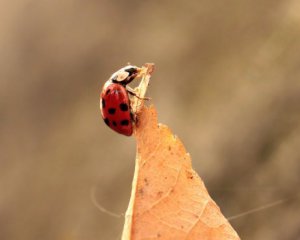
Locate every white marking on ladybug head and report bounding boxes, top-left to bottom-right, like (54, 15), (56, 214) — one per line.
(110, 65), (138, 83)
(112, 71), (130, 82)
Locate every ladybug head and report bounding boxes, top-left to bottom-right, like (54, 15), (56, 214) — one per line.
(110, 65), (139, 85)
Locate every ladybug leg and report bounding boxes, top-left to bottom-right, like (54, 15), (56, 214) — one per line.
(126, 86), (151, 100)
(130, 110), (137, 123)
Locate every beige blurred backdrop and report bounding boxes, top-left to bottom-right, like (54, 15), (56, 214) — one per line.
(1, 0), (300, 239)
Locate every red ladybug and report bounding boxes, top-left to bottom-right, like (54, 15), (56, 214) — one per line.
(100, 65), (141, 136)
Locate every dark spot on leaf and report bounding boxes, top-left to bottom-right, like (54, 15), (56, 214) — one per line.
(104, 118), (109, 126)
(120, 119), (129, 126)
(138, 188), (144, 195)
(108, 108), (116, 114)
(120, 103), (129, 111)
(186, 170), (194, 179)
(157, 233), (161, 238)
(168, 146), (171, 151)
(144, 178), (149, 186)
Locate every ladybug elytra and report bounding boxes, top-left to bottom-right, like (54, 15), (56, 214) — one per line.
(100, 65), (143, 136)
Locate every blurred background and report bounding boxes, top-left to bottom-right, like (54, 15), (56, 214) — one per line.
(1, 0), (300, 239)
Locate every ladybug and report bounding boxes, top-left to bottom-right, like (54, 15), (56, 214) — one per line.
(100, 65), (142, 136)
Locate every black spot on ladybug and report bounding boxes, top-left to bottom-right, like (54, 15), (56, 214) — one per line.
(108, 108), (116, 114)
(120, 103), (129, 111)
(102, 99), (106, 108)
(120, 119), (129, 126)
(113, 121), (117, 126)
(105, 89), (111, 95)
(104, 118), (110, 126)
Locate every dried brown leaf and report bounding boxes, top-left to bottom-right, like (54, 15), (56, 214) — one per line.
(122, 106), (240, 240)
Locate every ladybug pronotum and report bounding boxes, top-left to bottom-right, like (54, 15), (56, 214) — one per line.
(100, 65), (145, 136)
